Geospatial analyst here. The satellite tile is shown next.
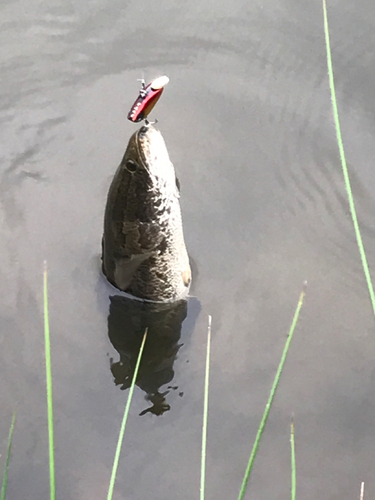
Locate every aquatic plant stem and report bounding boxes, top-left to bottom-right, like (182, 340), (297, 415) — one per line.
(360, 481), (365, 500)
(0, 411), (16, 500)
(237, 283), (306, 500)
(322, 0), (375, 316)
(43, 262), (55, 500)
(107, 329), (148, 500)
(200, 315), (212, 500)
(290, 418), (296, 500)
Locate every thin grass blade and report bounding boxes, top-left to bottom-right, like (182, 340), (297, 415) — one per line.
(107, 328), (148, 500)
(360, 481), (364, 500)
(43, 261), (55, 500)
(237, 282), (306, 500)
(0, 411), (17, 500)
(322, 0), (375, 316)
(200, 315), (212, 500)
(290, 418), (296, 500)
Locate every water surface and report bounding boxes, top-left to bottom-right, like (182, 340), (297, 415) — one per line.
(2, 0), (375, 498)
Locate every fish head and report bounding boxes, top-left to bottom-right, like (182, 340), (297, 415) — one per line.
(123, 125), (178, 198)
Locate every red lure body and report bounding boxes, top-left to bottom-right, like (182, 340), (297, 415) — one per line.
(127, 75), (169, 123)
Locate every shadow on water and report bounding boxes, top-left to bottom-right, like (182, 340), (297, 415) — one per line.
(107, 294), (201, 416)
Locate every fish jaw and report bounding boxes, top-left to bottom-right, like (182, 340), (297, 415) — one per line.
(134, 125), (178, 197)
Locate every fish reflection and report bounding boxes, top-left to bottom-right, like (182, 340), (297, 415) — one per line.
(107, 295), (200, 416)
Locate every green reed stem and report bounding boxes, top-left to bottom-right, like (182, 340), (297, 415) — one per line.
(360, 481), (365, 500)
(290, 418), (296, 500)
(237, 283), (306, 500)
(107, 328), (148, 500)
(200, 315), (212, 500)
(322, 0), (375, 316)
(0, 411), (17, 500)
(43, 262), (55, 500)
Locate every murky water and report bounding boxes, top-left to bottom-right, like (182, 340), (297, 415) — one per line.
(2, 0), (375, 498)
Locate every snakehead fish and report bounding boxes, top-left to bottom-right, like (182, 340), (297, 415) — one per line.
(102, 124), (191, 302)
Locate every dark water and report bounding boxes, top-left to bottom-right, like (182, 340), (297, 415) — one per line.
(2, 0), (375, 498)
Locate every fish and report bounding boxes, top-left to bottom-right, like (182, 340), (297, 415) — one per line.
(127, 75), (169, 123)
(102, 124), (191, 302)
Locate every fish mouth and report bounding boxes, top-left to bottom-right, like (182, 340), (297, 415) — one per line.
(134, 125), (156, 177)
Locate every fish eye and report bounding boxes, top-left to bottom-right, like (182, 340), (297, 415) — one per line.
(125, 160), (137, 173)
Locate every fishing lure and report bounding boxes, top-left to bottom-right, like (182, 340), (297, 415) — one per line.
(127, 75), (170, 123)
